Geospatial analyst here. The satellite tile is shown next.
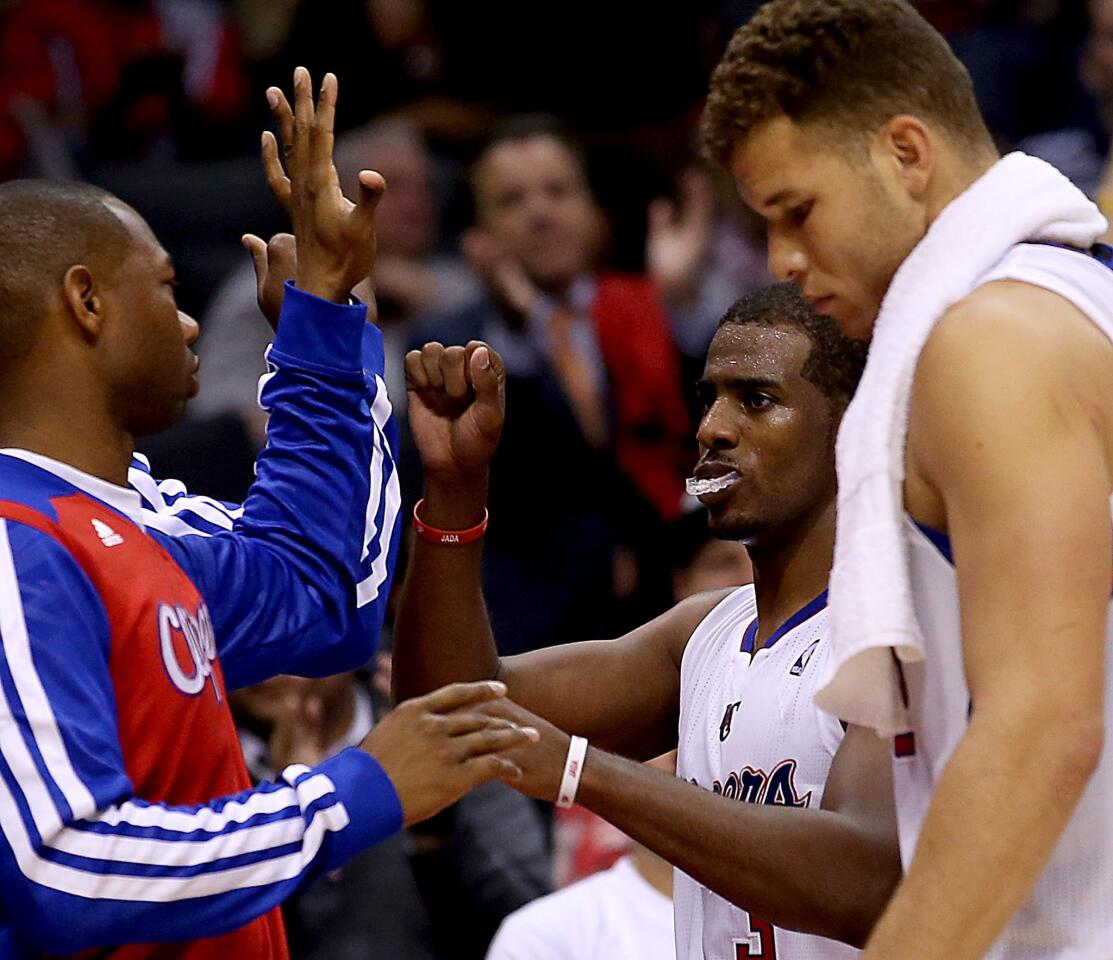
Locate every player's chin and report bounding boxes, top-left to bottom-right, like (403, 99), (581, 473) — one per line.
(704, 507), (760, 543)
(827, 298), (873, 341)
(128, 398), (190, 439)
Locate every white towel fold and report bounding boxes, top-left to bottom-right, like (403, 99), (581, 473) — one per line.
(813, 152), (1108, 736)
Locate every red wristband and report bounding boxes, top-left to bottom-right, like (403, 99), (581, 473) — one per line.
(412, 499), (489, 545)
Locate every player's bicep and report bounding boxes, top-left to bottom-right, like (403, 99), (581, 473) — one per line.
(819, 723), (896, 838)
(497, 589), (733, 759)
(910, 297), (1111, 723)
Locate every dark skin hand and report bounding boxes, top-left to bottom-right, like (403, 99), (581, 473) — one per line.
(241, 232), (296, 333)
(476, 697), (898, 949)
(396, 339), (710, 759)
(243, 69), (542, 828)
(261, 68), (384, 305)
(394, 340), (902, 946)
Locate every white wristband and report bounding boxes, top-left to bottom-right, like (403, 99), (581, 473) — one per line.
(556, 736), (589, 809)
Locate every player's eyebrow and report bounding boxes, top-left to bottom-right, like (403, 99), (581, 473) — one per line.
(730, 376), (779, 390)
(698, 375), (780, 392)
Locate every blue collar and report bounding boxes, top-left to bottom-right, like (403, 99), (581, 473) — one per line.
(741, 590), (829, 656)
(1022, 239), (1113, 270)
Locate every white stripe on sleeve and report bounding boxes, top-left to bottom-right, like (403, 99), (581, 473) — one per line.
(356, 375), (400, 607)
(0, 521), (96, 828)
(0, 519), (351, 901)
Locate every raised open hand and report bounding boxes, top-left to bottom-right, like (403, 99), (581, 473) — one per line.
(647, 166), (715, 304)
(261, 68), (385, 303)
(405, 341), (506, 479)
(461, 228), (539, 321)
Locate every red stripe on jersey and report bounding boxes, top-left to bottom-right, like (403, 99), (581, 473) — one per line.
(0, 496), (288, 959)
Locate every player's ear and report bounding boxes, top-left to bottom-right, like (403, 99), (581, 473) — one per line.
(61, 265), (104, 340)
(874, 115), (933, 201)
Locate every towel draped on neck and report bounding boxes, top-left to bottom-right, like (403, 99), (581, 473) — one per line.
(814, 152), (1108, 736)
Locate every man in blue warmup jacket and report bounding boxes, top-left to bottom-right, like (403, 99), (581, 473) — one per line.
(0, 69), (535, 958)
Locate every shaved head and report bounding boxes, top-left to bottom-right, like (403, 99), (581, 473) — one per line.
(0, 180), (131, 366)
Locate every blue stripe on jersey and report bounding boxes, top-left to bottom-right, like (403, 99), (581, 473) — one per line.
(151, 509), (230, 537)
(68, 803), (299, 843)
(39, 838), (309, 880)
(48, 792), (345, 882)
(914, 521), (954, 565)
(741, 591), (829, 655)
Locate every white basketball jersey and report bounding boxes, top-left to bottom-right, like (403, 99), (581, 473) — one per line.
(675, 585), (858, 960)
(896, 242), (1113, 959)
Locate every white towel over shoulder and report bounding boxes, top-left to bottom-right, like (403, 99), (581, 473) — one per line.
(813, 152), (1108, 736)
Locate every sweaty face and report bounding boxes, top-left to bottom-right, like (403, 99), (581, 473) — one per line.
(100, 201), (199, 437)
(473, 136), (600, 291)
(730, 116), (924, 339)
(694, 323), (839, 542)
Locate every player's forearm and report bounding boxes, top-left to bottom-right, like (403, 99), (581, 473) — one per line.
(11, 750), (401, 953)
(392, 473), (501, 701)
(863, 709), (1103, 959)
(577, 747), (900, 947)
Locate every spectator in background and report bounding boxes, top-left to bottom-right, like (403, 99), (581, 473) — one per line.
(0, 0), (250, 177)
(232, 673), (436, 960)
(233, 667), (552, 960)
(1019, 0), (1113, 200)
(411, 116), (676, 649)
(195, 118), (475, 451)
(485, 844), (673, 960)
(410, 117), (745, 649)
(1082, 0), (1113, 239)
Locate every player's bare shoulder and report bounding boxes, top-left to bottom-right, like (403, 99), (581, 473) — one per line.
(926, 280), (1113, 387)
(662, 584), (754, 666)
(908, 279), (1113, 518)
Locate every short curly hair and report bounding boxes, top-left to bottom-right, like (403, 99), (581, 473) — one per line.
(718, 283), (869, 405)
(703, 0), (992, 165)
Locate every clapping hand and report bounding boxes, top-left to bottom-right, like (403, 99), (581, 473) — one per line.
(647, 167), (715, 305)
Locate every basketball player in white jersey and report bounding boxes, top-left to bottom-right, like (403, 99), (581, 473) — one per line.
(394, 284), (898, 959)
(702, 2), (1113, 958)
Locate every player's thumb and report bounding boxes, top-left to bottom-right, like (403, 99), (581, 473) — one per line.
(355, 169), (387, 226)
(242, 233), (269, 288)
(469, 346), (505, 421)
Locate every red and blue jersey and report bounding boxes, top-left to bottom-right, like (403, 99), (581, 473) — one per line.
(0, 285), (403, 958)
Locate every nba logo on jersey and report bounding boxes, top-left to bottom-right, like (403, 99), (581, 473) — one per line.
(720, 701), (741, 741)
(789, 639), (820, 676)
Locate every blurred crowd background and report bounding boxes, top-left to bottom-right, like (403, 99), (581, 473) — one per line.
(1, 1), (1110, 957)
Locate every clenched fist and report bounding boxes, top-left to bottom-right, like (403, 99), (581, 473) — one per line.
(405, 341), (506, 480)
